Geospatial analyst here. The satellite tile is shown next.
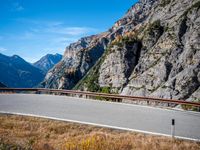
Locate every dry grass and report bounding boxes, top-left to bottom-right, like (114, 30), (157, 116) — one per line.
(0, 114), (199, 150)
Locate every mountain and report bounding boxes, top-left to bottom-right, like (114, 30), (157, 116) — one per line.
(0, 53), (45, 88)
(33, 53), (62, 73)
(0, 82), (6, 88)
(39, 34), (108, 89)
(41, 0), (200, 101)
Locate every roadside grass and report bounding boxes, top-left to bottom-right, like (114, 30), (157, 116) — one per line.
(0, 114), (199, 150)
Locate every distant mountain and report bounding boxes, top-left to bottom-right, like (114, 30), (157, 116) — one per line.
(0, 82), (6, 88)
(33, 53), (62, 73)
(0, 53), (45, 88)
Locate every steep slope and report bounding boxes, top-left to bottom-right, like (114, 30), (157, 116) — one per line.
(40, 33), (109, 89)
(42, 0), (200, 101)
(76, 0), (200, 101)
(33, 53), (62, 73)
(0, 53), (45, 88)
(120, 0), (200, 100)
(0, 82), (6, 88)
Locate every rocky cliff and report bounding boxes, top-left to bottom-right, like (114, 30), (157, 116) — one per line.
(40, 33), (109, 89)
(41, 0), (200, 101)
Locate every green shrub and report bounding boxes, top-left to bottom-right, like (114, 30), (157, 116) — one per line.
(74, 34), (139, 92)
(150, 20), (162, 30)
(181, 104), (193, 111)
(101, 87), (111, 94)
(74, 48), (109, 92)
(181, 99), (200, 112)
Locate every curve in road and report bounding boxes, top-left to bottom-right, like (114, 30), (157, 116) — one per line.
(0, 94), (200, 141)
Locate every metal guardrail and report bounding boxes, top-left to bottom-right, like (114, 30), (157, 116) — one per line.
(0, 88), (200, 107)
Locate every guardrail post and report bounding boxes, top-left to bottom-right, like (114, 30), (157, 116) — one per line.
(171, 119), (175, 138)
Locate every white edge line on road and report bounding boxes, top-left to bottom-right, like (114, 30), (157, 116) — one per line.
(0, 111), (199, 142)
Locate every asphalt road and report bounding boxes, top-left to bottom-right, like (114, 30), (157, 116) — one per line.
(0, 94), (200, 140)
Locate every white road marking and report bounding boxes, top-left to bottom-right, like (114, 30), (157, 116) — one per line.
(0, 111), (199, 142)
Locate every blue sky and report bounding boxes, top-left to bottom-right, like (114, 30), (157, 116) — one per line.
(0, 0), (138, 62)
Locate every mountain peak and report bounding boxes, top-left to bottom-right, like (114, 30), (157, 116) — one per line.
(11, 55), (24, 61)
(0, 82), (6, 88)
(33, 53), (62, 73)
(0, 53), (44, 88)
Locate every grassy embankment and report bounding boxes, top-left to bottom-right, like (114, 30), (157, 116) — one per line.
(0, 114), (200, 150)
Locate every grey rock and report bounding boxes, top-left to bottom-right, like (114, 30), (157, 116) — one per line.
(40, 33), (109, 89)
(33, 53), (62, 73)
(41, 0), (200, 102)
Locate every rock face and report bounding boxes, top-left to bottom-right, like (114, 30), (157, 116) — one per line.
(42, 0), (200, 101)
(99, 38), (142, 89)
(0, 53), (45, 88)
(40, 33), (109, 89)
(33, 53), (62, 73)
(120, 0), (200, 101)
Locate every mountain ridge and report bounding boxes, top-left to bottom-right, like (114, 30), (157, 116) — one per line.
(0, 53), (45, 88)
(33, 53), (62, 73)
(0, 82), (6, 88)
(40, 0), (200, 101)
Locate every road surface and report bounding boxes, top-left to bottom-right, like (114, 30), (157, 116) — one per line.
(0, 94), (200, 140)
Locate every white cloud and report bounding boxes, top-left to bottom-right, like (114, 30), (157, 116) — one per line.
(11, 2), (24, 11)
(53, 37), (78, 44)
(2, 18), (98, 61)
(14, 18), (97, 36)
(22, 32), (34, 39)
(0, 47), (7, 52)
(14, 18), (62, 27)
(14, 32), (35, 40)
(46, 27), (97, 35)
